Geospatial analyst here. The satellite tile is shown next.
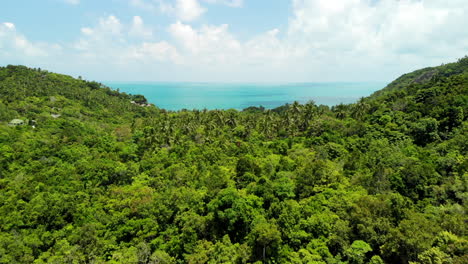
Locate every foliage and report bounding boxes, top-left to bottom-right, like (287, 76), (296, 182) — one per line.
(0, 58), (467, 263)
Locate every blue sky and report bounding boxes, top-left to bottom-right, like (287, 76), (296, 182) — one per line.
(1, 0), (467, 82)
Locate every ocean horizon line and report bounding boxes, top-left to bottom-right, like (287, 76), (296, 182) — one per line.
(103, 80), (389, 86)
(103, 82), (387, 110)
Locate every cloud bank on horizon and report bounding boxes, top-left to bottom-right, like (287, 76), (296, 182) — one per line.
(0, 0), (467, 82)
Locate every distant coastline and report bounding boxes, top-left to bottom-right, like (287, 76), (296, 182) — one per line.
(104, 82), (387, 111)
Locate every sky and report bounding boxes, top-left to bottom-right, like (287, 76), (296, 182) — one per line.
(0, 0), (467, 82)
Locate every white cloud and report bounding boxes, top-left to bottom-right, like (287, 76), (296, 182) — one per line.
(167, 21), (303, 70)
(130, 0), (205, 21)
(245, 29), (305, 65)
(284, 0), (468, 80)
(0, 22), (59, 57)
(81, 27), (93, 35)
(74, 15), (125, 53)
(290, 0), (468, 55)
(63, 0), (80, 5)
(163, 0), (468, 80)
(127, 41), (182, 63)
(98, 15), (123, 36)
(2, 22), (15, 30)
(3, 0), (468, 82)
(169, 21), (240, 55)
(175, 0), (206, 21)
(129, 16), (153, 38)
(129, 0), (242, 21)
(121, 0), (468, 81)
(202, 0), (243, 7)
(72, 15), (180, 66)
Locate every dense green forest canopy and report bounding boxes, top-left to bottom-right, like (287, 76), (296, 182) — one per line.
(0, 57), (467, 263)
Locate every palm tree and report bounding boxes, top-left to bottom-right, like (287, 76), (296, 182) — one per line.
(302, 101), (318, 131)
(290, 101), (302, 117)
(351, 98), (370, 120)
(215, 110), (226, 127)
(333, 103), (348, 119)
(226, 112), (237, 128)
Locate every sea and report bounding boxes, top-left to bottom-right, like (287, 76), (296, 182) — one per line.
(104, 82), (387, 111)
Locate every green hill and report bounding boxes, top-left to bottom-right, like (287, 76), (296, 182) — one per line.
(0, 59), (466, 264)
(372, 56), (468, 96)
(0, 65), (156, 125)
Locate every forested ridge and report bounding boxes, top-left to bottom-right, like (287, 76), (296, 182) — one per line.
(0, 57), (467, 264)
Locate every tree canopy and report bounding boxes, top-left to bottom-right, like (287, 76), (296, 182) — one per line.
(0, 58), (467, 263)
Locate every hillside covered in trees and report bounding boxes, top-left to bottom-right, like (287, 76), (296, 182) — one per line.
(0, 57), (467, 263)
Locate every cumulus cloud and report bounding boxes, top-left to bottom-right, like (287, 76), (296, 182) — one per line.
(98, 15), (123, 36)
(170, 22), (245, 67)
(165, 21), (308, 80)
(286, 0), (468, 79)
(3, 0), (468, 82)
(124, 0), (468, 80)
(164, 0), (468, 80)
(169, 22), (240, 55)
(127, 41), (182, 63)
(129, 16), (153, 39)
(73, 15), (179, 65)
(0, 22), (60, 58)
(175, 0), (206, 21)
(2, 22), (15, 30)
(245, 29), (305, 66)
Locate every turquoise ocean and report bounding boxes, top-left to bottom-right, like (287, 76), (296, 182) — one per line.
(104, 82), (387, 111)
